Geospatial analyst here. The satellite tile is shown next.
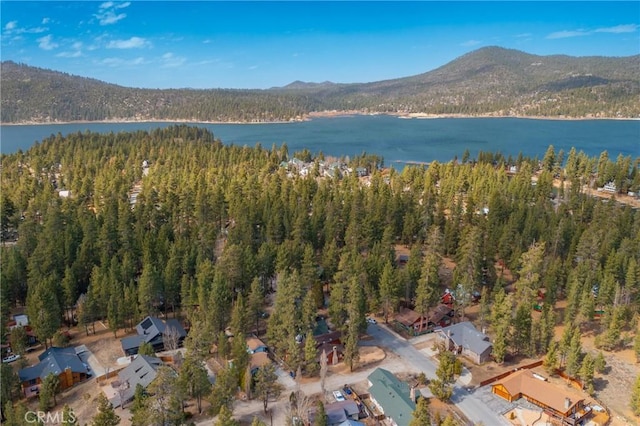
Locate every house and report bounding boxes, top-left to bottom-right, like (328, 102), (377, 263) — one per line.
(603, 181), (617, 193)
(249, 351), (271, 375)
(367, 368), (418, 426)
(120, 316), (187, 356)
(355, 167), (368, 177)
(441, 290), (455, 306)
(492, 369), (589, 425)
(18, 347), (90, 394)
(337, 421), (365, 426)
(394, 308), (429, 336)
(317, 343), (344, 365)
(8, 314), (29, 329)
(110, 355), (163, 408)
(308, 400), (360, 426)
(436, 321), (492, 364)
(314, 331), (342, 347)
(428, 304), (455, 329)
(246, 337), (268, 354)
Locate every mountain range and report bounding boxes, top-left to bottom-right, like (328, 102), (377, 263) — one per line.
(1, 46), (639, 123)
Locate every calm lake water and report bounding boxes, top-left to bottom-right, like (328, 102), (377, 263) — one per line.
(1, 116), (638, 165)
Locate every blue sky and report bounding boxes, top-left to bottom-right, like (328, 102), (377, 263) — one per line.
(1, 1), (639, 89)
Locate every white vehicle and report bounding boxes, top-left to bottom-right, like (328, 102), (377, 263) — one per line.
(333, 390), (346, 401)
(2, 354), (20, 363)
(366, 317), (377, 324)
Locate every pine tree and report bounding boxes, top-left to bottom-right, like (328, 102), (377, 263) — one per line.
(512, 303), (532, 355)
(215, 406), (239, 426)
(410, 397), (430, 426)
(129, 384), (150, 426)
(594, 351), (607, 374)
(565, 329), (583, 377)
(137, 341), (155, 356)
(179, 355), (212, 414)
(544, 341), (559, 375)
(379, 261), (399, 324)
(513, 241), (545, 305)
(415, 245), (441, 333)
(579, 353), (595, 395)
(304, 332), (319, 377)
(61, 404), (79, 425)
(91, 393), (120, 426)
(254, 364), (282, 414)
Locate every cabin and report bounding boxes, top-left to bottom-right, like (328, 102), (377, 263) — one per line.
(246, 337), (268, 354)
(492, 369), (589, 425)
(367, 368), (418, 426)
(308, 400), (361, 426)
(120, 316), (187, 356)
(603, 181), (617, 193)
(249, 352), (271, 375)
(428, 304), (455, 328)
(18, 347), (90, 395)
(436, 321), (492, 364)
(394, 308), (429, 336)
(110, 355), (163, 408)
(317, 343), (344, 365)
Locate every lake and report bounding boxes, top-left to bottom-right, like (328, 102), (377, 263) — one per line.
(1, 116), (638, 165)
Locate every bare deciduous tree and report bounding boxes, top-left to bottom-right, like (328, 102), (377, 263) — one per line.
(319, 348), (328, 397)
(163, 325), (180, 351)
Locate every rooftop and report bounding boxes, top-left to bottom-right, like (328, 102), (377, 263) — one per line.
(368, 368), (417, 426)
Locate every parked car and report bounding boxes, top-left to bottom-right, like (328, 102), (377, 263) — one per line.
(343, 385), (353, 395)
(333, 390), (346, 402)
(366, 317), (377, 324)
(2, 354), (20, 363)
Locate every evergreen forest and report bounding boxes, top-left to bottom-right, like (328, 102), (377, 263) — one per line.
(1, 125), (640, 422)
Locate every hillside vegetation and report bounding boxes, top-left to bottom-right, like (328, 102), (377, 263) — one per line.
(2, 47), (639, 123)
(1, 126), (639, 421)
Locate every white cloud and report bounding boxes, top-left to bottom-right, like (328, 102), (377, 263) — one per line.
(161, 52), (186, 68)
(547, 24), (637, 40)
(595, 24), (639, 34)
(56, 50), (82, 58)
(99, 56), (146, 67)
(56, 41), (83, 58)
(460, 40), (482, 47)
(515, 33), (532, 38)
(4, 20), (47, 35)
(95, 2), (130, 25)
(546, 30), (590, 39)
(42, 17), (50, 25)
(37, 34), (58, 50)
(248, 65), (258, 70)
(107, 36), (149, 49)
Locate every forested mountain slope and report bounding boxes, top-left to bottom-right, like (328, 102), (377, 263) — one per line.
(2, 47), (639, 123)
(0, 125), (638, 365)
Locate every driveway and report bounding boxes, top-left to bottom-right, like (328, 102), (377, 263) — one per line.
(75, 344), (106, 377)
(368, 323), (510, 426)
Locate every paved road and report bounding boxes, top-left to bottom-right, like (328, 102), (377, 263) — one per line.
(367, 323), (509, 426)
(198, 323), (509, 426)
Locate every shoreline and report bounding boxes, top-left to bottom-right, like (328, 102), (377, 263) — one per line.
(2, 111), (639, 126)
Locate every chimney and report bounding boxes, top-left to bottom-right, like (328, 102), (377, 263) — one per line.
(564, 398), (571, 409)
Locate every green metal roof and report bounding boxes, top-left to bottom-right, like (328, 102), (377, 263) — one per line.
(367, 368), (416, 426)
